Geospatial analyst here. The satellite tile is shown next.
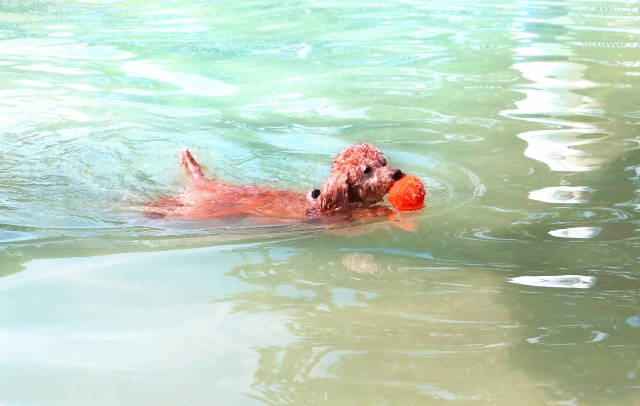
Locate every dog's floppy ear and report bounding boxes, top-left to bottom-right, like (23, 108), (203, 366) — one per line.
(319, 170), (349, 211)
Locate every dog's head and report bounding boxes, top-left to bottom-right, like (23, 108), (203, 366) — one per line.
(310, 143), (402, 212)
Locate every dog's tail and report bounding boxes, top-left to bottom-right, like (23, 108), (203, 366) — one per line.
(181, 148), (207, 181)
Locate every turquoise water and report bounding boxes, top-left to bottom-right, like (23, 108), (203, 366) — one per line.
(1, 0), (640, 404)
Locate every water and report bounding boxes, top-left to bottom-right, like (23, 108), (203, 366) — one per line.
(1, 0), (639, 404)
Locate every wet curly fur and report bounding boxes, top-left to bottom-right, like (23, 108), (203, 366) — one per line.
(310, 143), (403, 212)
(146, 143), (403, 220)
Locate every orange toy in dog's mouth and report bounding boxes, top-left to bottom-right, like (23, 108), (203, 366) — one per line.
(387, 175), (425, 211)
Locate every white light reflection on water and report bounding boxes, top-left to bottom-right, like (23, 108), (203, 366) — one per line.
(15, 63), (100, 75)
(502, 6), (618, 246)
(0, 38), (135, 60)
(502, 57), (612, 172)
(548, 226), (602, 238)
(528, 186), (594, 204)
(118, 60), (237, 97)
(507, 275), (597, 289)
(501, 6), (614, 173)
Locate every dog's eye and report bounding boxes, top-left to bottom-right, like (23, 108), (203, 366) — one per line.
(363, 166), (372, 174)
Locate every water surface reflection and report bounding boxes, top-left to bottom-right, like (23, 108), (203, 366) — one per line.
(1, 0), (640, 405)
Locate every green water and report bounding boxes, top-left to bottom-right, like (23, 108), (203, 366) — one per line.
(1, 0), (640, 404)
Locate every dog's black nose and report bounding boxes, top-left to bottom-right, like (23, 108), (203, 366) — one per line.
(392, 169), (403, 181)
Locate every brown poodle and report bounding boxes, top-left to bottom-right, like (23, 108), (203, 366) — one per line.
(145, 143), (403, 221)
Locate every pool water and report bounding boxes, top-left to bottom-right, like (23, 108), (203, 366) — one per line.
(1, 0), (639, 404)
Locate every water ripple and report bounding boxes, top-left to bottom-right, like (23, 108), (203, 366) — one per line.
(118, 60), (236, 97)
(1, 1), (640, 402)
(0, 38), (135, 60)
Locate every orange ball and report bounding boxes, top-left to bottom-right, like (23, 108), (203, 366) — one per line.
(388, 175), (425, 211)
